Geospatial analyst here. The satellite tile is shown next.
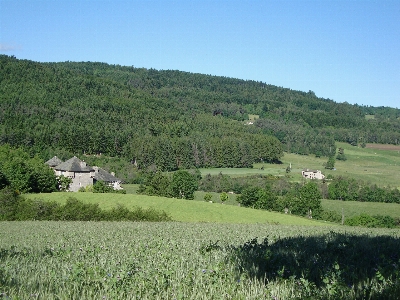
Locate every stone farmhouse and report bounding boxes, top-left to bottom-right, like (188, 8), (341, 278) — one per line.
(301, 169), (325, 180)
(45, 156), (122, 192)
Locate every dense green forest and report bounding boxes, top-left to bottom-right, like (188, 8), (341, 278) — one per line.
(1, 55), (400, 171)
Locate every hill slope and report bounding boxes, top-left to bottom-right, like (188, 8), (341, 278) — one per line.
(1, 55), (400, 171)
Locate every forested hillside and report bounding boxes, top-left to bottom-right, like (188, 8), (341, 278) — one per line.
(1, 55), (400, 171)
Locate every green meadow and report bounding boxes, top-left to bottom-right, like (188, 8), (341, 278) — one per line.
(322, 199), (400, 219)
(25, 192), (325, 226)
(199, 142), (400, 188)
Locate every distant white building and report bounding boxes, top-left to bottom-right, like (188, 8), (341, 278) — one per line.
(45, 156), (122, 192)
(301, 169), (325, 180)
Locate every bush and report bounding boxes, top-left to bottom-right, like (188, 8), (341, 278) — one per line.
(0, 187), (22, 220)
(345, 214), (397, 228)
(237, 186), (277, 210)
(314, 210), (342, 223)
(93, 181), (114, 193)
(220, 192), (228, 203)
(60, 197), (103, 221)
(336, 153), (347, 161)
(15, 199), (61, 221)
(103, 204), (171, 221)
(204, 193), (212, 202)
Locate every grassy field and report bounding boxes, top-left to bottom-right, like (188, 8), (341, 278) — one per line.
(119, 185), (400, 220)
(197, 167), (285, 177)
(166, 188), (400, 217)
(280, 143), (400, 188)
(322, 199), (400, 219)
(25, 192), (328, 226)
(197, 142), (400, 188)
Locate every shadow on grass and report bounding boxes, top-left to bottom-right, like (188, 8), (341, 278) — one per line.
(229, 231), (400, 299)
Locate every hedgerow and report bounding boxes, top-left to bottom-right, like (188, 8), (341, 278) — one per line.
(0, 188), (171, 221)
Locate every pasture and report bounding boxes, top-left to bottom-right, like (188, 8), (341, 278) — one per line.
(120, 186), (400, 223)
(24, 193), (324, 226)
(194, 190), (400, 220)
(1, 222), (399, 299)
(322, 199), (400, 219)
(198, 142), (400, 188)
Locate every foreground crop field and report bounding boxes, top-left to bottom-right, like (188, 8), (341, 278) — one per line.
(1, 222), (400, 299)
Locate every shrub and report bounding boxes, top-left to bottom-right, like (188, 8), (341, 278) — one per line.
(237, 186), (277, 210)
(0, 187), (22, 220)
(220, 192), (228, 203)
(314, 210), (342, 223)
(60, 197), (103, 221)
(15, 199), (61, 221)
(93, 180), (113, 193)
(344, 214), (397, 228)
(204, 193), (212, 202)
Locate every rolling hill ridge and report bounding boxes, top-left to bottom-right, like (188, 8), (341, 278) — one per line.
(1, 55), (400, 171)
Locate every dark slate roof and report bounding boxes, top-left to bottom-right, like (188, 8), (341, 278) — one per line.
(45, 156), (63, 167)
(93, 166), (120, 182)
(54, 156), (94, 172)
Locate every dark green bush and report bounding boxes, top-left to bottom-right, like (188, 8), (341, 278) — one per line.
(103, 204), (171, 221)
(314, 209), (342, 223)
(60, 197), (103, 221)
(344, 213), (397, 228)
(0, 187), (22, 220)
(93, 181), (114, 193)
(13, 199), (61, 220)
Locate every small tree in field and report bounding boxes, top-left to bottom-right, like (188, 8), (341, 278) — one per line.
(325, 156), (335, 170)
(298, 182), (322, 218)
(220, 192), (228, 204)
(204, 193), (212, 202)
(170, 170), (198, 200)
(336, 147), (347, 161)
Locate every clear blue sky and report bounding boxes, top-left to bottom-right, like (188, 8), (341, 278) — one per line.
(1, 0), (399, 108)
